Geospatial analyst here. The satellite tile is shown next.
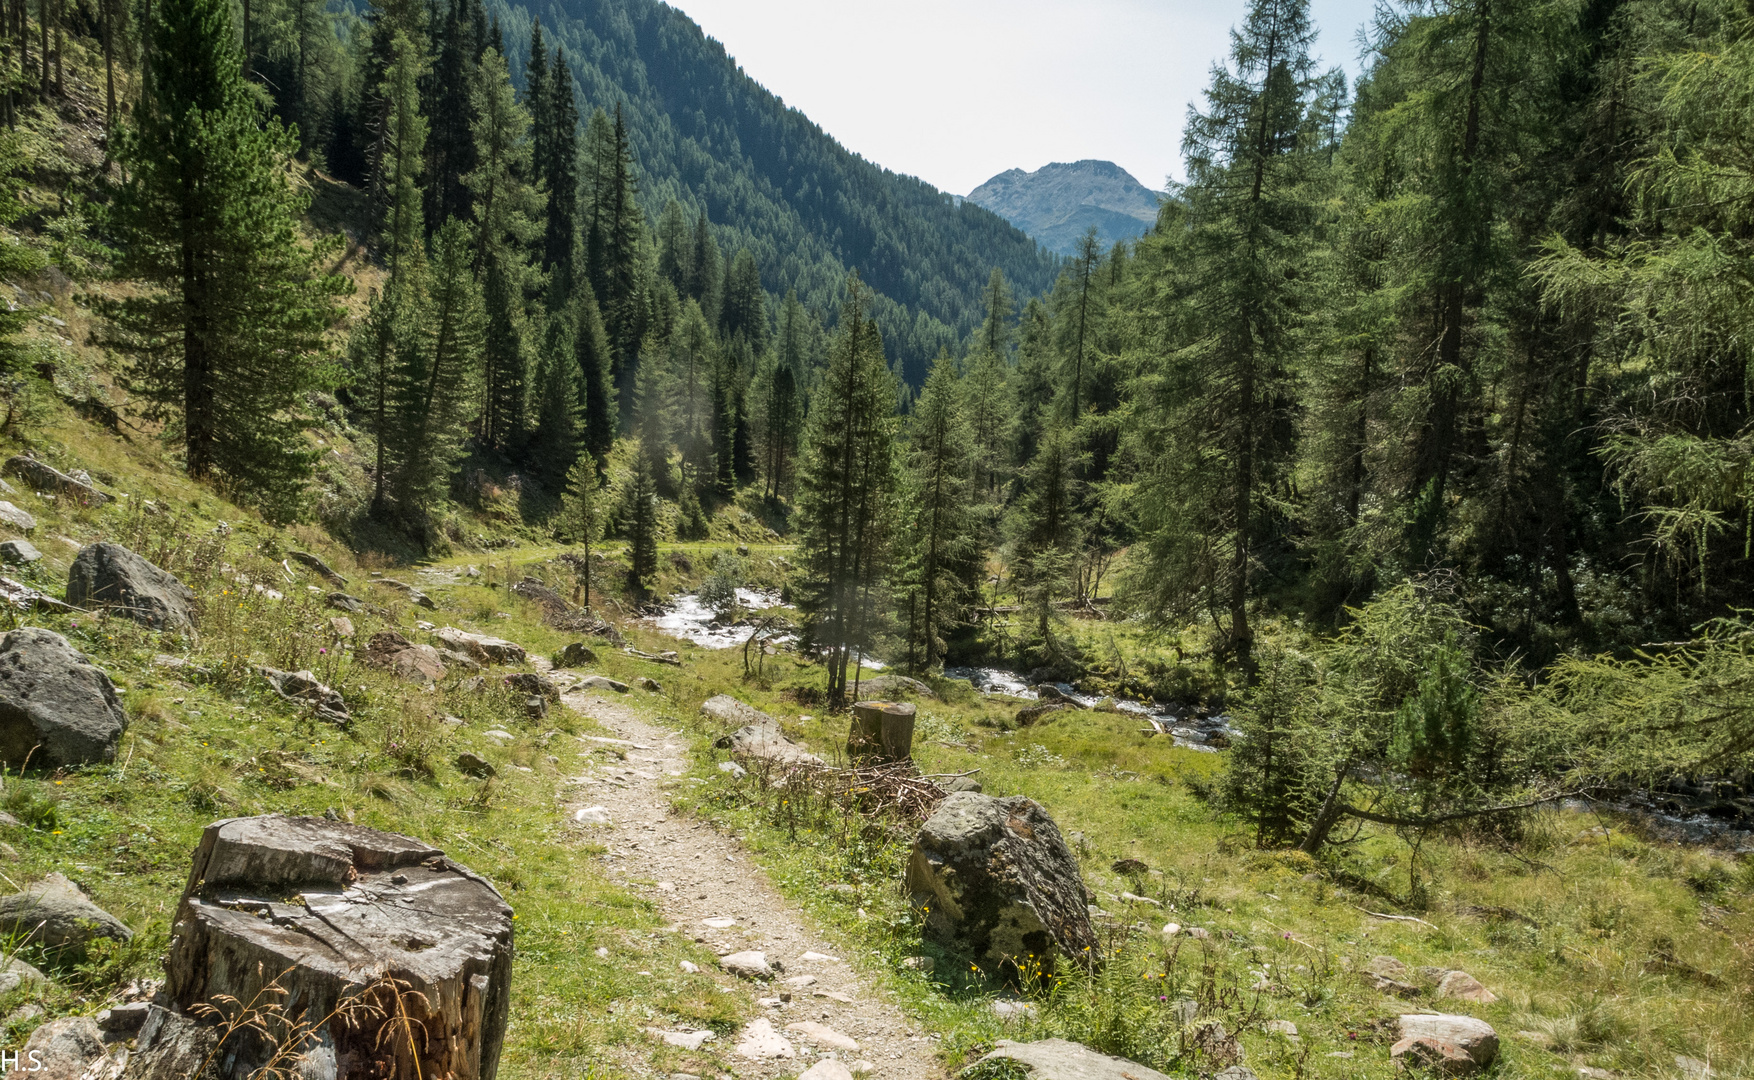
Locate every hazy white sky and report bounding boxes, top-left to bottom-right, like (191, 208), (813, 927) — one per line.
(669, 0), (1380, 196)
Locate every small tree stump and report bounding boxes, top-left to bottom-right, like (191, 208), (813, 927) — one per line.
(848, 700), (915, 762)
(151, 815), (513, 1080)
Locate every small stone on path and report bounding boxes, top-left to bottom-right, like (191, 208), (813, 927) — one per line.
(645, 1028), (716, 1051)
(798, 1062), (854, 1080)
(721, 950), (771, 979)
(733, 1017), (794, 1060)
(800, 951), (839, 962)
(702, 917), (737, 929)
(573, 806), (612, 825)
(785, 1020), (859, 1050)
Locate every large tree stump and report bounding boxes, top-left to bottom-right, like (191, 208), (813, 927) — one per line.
(145, 815), (513, 1080)
(847, 700), (915, 762)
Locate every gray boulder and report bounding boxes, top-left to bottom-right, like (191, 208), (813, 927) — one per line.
(286, 550), (347, 588)
(456, 751), (496, 778)
(714, 723), (824, 767)
(0, 627), (127, 767)
(362, 631), (447, 685)
(326, 592), (365, 613)
(502, 671), (559, 700)
(5, 456), (108, 505)
(0, 503), (36, 534)
(701, 694), (774, 728)
(0, 539), (41, 563)
(259, 667), (350, 725)
(0, 955), (45, 994)
(433, 627), (525, 664)
(1393, 1014), (1499, 1073)
(906, 792), (1096, 973)
(0, 872), (131, 952)
(553, 642), (598, 667)
(65, 543), (197, 632)
(22, 1016), (107, 1080)
(962, 1039), (1173, 1080)
(576, 674), (628, 693)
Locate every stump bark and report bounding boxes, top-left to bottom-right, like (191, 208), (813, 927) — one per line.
(150, 815), (514, 1080)
(848, 701), (915, 762)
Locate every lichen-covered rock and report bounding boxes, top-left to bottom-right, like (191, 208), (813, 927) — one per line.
(0, 626), (127, 767)
(714, 723), (824, 767)
(962, 1039), (1173, 1080)
(363, 631), (448, 685)
(0, 504), (36, 535)
(701, 694), (773, 728)
(259, 667), (350, 725)
(0, 872), (131, 952)
(1394, 1015), (1499, 1073)
(66, 543), (197, 632)
(433, 627), (525, 665)
(906, 792), (1096, 972)
(286, 550), (348, 587)
(552, 642), (597, 667)
(5, 456), (108, 505)
(1014, 702), (1069, 727)
(156, 815), (513, 1080)
(23, 1016), (107, 1080)
(502, 672), (559, 701)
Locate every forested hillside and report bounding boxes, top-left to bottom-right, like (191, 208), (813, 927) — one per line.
(485, 0), (1062, 385)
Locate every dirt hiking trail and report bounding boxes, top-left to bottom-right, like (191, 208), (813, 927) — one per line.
(555, 680), (948, 1080)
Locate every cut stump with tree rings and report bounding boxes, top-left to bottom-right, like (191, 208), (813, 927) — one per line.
(849, 700), (915, 763)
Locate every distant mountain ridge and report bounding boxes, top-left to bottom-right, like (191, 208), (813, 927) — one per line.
(967, 160), (1162, 255)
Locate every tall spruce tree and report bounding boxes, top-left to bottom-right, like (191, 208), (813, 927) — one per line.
(795, 275), (899, 705)
(574, 283), (617, 466)
(389, 217), (484, 529)
(104, 0), (347, 520)
(898, 350), (978, 671)
(1127, 0), (1320, 674)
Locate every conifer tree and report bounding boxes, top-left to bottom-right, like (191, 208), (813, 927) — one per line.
(759, 358), (799, 499)
(1128, 0), (1319, 674)
(558, 455), (604, 605)
(979, 267), (1014, 360)
(538, 48), (579, 292)
(479, 256), (529, 449)
(720, 248), (767, 353)
(898, 350), (977, 671)
(795, 275), (899, 705)
(465, 44), (541, 272)
(626, 449), (661, 595)
(656, 198), (691, 294)
(424, 0), (484, 229)
(686, 209), (720, 318)
(104, 0), (348, 520)
(530, 307), (583, 475)
(1011, 420), (1081, 640)
(574, 283), (617, 466)
(389, 217), (484, 528)
(582, 103), (645, 400)
(352, 28), (427, 514)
